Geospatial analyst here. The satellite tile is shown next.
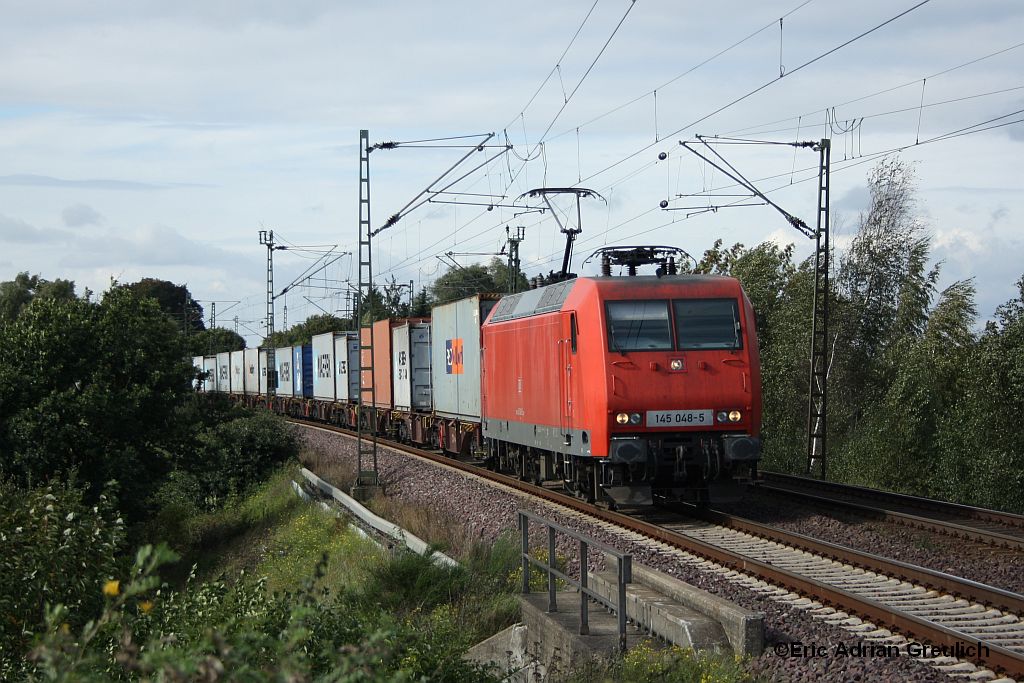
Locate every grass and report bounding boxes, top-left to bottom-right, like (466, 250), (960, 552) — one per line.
(298, 447), (357, 491)
(157, 462), (521, 646)
(147, 463), (752, 682)
(367, 492), (484, 560)
(158, 466), (380, 591)
(565, 642), (754, 683)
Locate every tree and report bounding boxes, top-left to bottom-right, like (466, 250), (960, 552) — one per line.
(489, 257), (530, 294)
(0, 288), (197, 523)
(431, 264), (497, 304)
(188, 326), (246, 356)
(931, 276), (1024, 510)
(0, 272), (76, 322)
(410, 287), (433, 317)
(264, 313), (351, 347)
(121, 278), (205, 333)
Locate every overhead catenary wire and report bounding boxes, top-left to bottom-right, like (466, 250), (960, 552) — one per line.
(503, 0), (602, 131)
(394, 0), (933, 278)
(575, 0), (934, 187)
(713, 84), (1024, 140)
(378, 0), (1011, 298)
(724, 39), (1024, 137)
(517, 106), (1024, 273)
(545, 0), (818, 144)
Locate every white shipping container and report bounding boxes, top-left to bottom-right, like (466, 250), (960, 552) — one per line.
(430, 295), (498, 420)
(230, 350), (244, 394)
(192, 356), (204, 391)
(311, 332), (337, 401)
(275, 346), (293, 396)
(258, 348), (269, 395)
(217, 352), (231, 393)
(332, 332), (358, 401)
(203, 356), (217, 392)
(243, 348), (259, 395)
(392, 323), (432, 411)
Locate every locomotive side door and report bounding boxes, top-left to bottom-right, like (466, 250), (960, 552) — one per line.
(559, 311), (577, 445)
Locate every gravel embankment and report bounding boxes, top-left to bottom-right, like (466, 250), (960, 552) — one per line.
(299, 425), (959, 683)
(717, 489), (1024, 595)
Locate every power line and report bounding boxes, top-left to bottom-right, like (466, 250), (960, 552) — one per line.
(502, 0), (602, 131)
(546, 0), (819, 144)
(517, 106), (1024, 272)
(576, 0), (934, 187)
(528, 0), (638, 148)
(724, 40), (1024, 138)
(382, 0), (935, 286)
(723, 84), (1024, 139)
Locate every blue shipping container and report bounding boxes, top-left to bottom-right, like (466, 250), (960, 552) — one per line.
(292, 344), (313, 398)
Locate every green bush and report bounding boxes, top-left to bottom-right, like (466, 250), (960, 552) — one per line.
(0, 478), (124, 678)
(25, 544), (501, 682)
(191, 409), (299, 507)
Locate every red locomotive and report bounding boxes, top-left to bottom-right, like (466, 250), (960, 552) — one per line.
(481, 247), (761, 505)
(204, 245), (762, 506)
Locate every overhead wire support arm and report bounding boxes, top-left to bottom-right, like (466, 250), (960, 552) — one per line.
(379, 143), (515, 232)
(370, 132), (500, 237)
(679, 136), (815, 238)
(673, 135), (832, 479)
(277, 251), (351, 298)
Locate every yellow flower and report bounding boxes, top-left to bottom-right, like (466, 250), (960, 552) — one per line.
(139, 600), (154, 614)
(102, 580), (120, 597)
(59, 623), (70, 635)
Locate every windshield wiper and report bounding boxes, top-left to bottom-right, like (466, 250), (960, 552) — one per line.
(609, 323), (626, 356)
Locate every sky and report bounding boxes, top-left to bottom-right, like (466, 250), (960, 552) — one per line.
(1, 0), (1021, 346)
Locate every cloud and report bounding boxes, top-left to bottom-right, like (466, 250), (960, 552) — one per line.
(0, 174), (209, 190)
(0, 213), (71, 244)
(62, 203), (103, 227)
(60, 223), (232, 270)
(834, 184), (870, 214)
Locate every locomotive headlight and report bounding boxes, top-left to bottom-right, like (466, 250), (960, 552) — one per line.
(629, 412), (642, 425)
(616, 412), (630, 424)
(670, 359), (684, 371)
(717, 411), (729, 423)
(728, 410), (742, 422)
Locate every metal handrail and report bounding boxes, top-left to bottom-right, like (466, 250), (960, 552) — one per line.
(518, 509), (632, 651)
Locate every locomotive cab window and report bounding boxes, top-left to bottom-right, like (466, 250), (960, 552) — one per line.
(674, 298), (742, 350)
(606, 300), (672, 351)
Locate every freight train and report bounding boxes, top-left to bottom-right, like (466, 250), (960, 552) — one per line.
(195, 251), (763, 506)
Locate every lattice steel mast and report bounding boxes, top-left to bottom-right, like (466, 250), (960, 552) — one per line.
(259, 229), (278, 400)
(356, 130), (379, 487)
(806, 139), (831, 479)
(677, 136), (831, 479)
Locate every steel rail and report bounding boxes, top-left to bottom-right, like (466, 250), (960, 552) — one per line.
(759, 471), (1024, 530)
(756, 481), (1024, 550)
(290, 418), (1024, 678)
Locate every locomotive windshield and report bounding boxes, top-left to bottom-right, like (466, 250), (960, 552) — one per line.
(674, 298), (741, 350)
(605, 298), (742, 352)
(606, 300), (673, 351)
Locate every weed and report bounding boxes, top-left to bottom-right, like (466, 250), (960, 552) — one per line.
(565, 641), (753, 683)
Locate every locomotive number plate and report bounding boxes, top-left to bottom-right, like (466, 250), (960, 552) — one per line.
(646, 410), (713, 427)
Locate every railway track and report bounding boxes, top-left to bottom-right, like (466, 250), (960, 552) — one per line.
(757, 471), (1024, 551)
(291, 418), (1024, 679)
